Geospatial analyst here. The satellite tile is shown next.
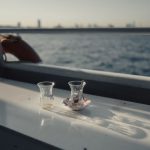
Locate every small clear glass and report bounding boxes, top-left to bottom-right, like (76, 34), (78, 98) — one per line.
(37, 81), (55, 108)
(68, 80), (86, 104)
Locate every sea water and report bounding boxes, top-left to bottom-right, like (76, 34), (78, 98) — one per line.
(20, 32), (150, 76)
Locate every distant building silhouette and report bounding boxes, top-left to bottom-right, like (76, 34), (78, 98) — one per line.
(126, 22), (136, 28)
(54, 24), (63, 29)
(74, 24), (80, 28)
(108, 24), (115, 28)
(17, 22), (21, 28)
(87, 24), (92, 28)
(37, 19), (41, 28)
(92, 24), (99, 28)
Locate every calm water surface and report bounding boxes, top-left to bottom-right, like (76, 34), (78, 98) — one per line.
(20, 33), (150, 76)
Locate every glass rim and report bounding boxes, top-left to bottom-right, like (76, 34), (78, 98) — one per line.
(37, 81), (55, 87)
(68, 80), (86, 86)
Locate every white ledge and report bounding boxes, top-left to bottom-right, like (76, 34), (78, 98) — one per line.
(0, 78), (150, 150)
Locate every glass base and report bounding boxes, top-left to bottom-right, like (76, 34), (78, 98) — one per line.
(63, 98), (91, 111)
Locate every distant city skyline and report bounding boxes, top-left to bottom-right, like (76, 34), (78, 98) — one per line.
(0, 19), (142, 28)
(0, 0), (150, 27)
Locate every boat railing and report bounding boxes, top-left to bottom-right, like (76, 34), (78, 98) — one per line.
(1, 61), (150, 105)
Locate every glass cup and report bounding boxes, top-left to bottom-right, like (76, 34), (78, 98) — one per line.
(68, 80), (86, 105)
(37, 81), (55, 108)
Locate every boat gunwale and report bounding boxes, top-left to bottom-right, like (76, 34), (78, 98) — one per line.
(1, 62), (150, 105)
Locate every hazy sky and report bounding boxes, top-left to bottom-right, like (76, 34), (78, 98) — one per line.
(0, 0), (149, 27)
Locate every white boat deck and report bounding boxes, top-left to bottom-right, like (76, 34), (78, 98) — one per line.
(0, 78), (150, 150)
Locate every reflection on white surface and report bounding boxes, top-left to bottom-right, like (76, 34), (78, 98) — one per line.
(40, 101), (149, 139)
(107, 122), (146, 139)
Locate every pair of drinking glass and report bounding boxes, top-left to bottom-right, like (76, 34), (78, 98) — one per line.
(37, 80), (90, 111)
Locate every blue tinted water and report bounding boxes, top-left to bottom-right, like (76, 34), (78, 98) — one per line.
(20, 33), (150, 76)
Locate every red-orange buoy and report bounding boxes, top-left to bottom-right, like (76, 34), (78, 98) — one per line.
(0, 34), (41, 63)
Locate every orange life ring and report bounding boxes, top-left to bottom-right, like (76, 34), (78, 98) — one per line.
(0, 35), (41, 63)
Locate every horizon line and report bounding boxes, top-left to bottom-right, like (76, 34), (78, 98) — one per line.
(1, 27), (150, 34)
